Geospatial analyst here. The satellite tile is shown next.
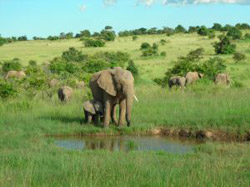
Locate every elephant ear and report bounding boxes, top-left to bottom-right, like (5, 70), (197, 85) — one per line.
(97, 70), (117, 96)
(83, 101), (96, 115)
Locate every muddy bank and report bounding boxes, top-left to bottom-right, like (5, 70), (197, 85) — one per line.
(47, 127), (250, 142)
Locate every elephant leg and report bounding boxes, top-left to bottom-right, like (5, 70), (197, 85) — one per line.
(111, 104), (118, 125)
(93, 114), (99, 125)
(118, 99), (126, 127)
(87, 114), (93, 123)
(103, 99), (111, 128)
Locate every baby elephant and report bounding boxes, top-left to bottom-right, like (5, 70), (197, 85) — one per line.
(83, 100), (104, 124)
(168, 76), (186, 89)
(58, 86), (73, 102)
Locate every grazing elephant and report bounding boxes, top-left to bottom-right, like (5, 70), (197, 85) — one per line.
(57, 86), (73, 102)
(83, 100), (104, 124)
(168, 76), (186, 89)
(185, 72), (204, 85)
(89, 67), (135, 128)
(215, 73), (230, 85)
(5, 70), (26, 80)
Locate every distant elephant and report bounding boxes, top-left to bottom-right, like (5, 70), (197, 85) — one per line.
(5, 70), (26, 80)
(83, 100), (104, 124)
(57, 86), (73, 102)
(185, 72), (204, 85)
(215, 73), (230, 85)
(48, 79), (59, 88)
(76, 81), (85, 89)
(168, 76), (186, 89)
(89, 67), (135, 128)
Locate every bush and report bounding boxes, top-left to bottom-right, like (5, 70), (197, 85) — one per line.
(197, 26), (209, 36)
(187, 48), (204, 61)
(84, 39), (105, 47)
(126, 60), (139, 79)
(100, 30), (116, 41)
(227, 28), (242, 40)
(201, 57), (226, 80)
(0, 81), (17, 98)
(233, 52), (246, 63)
(62, 47), (87, 62)
(2, 58), (22, 73)
(132, 36), (138, 41)
(160, 39), (167, 45)
(213, 35), (236, 54)
(84, 59), (110, 73)
(140, 43), (159, 57)
(244, 33), (250, 40)
(175, 25), (186, 33)
(140, 42), (151, 50)
(160, 52), (166, 57)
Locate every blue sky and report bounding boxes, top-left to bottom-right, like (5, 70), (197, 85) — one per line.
(0, 0), (249, 38)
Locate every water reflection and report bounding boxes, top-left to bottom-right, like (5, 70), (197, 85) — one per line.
(55, 136), (203, 154)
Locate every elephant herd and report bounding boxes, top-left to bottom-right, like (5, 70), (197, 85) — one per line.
(168, 72), (230, 89)
(4, 68), (230, 128)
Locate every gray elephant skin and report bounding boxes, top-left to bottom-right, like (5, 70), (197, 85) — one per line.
(58, 86), (73, 102)
(83, 100), (104, 124)
(215, 73), (230, 85)
(168, 76), (186, 89)
(5, 70), (26, 80)
(185, 72), (204, 85)
(89, 67), (135, 128)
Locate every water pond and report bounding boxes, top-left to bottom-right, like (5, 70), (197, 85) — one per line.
(54, 135), (203, 154)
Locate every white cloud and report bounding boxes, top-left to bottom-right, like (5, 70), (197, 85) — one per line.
(103, 0), (117, 6)
(137, 0), (250, 5)
(80, 4), (87, 12)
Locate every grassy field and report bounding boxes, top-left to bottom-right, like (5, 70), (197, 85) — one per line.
(0, 32), (250, 186)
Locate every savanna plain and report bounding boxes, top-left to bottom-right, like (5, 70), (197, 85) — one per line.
(0, 30), (250, 186)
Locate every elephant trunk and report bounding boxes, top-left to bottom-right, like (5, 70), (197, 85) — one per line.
(125, 86), (134, 127)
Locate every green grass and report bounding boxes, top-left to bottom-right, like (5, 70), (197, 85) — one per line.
(1, 32), (250, 186)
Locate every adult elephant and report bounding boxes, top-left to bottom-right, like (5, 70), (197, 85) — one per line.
(89, 67), (135, 128)
(168, 76), (186, 89)
(185, 72), (204, 85)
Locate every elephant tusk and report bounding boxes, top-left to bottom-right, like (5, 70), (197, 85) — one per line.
(133, 95), (139, 102)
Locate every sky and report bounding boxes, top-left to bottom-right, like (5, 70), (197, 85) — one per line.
(0, 0), (249, 38)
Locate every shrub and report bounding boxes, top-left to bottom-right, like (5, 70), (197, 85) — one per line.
(160, 52), (166, 57)
(175, 25), (186, 33)
(25, 60), (42, 75)
(213, 35), (236, 54)
(84, 39), (105, 47)
(140, 43), (159, 57)
(244, 33), (250, 40)
(2, 58), (22, 73)
(140, 42), (151, 50)
(187, 48), (204, 61)
(0, 81), (17, 98)
(201, 57), (226, 80)
(233, 52), (246, 63)
(132, 36), (138, 41)
(62, 47), (87, 62)
(208, 32), (216, 39)
(84, 59), (110, 73)
(197, 26), (209, 36)
(127, 60), (139, 79)
(100, 30), (116, 41)
(160, 39), (167, 45)
(227, 28), (242, 40)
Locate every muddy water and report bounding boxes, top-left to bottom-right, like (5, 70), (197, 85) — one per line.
(54, 136), (203, 153)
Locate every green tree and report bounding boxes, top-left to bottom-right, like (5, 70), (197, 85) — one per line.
(213, 35), (236, 54)
(227, 28), (242, 40)
(175, 25), (186, 33)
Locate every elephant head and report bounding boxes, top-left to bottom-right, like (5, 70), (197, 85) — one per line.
(90, 67), (135, 127)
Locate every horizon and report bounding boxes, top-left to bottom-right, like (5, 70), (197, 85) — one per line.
(0, 0), (250, 38)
